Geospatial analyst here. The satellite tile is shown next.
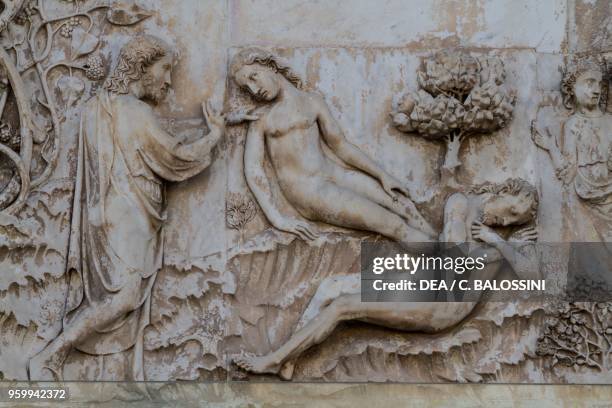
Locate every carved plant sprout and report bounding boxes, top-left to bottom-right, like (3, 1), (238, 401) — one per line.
(391, 51), (515, 182)
(0, 0), (150, 214)
(226, 191), (257, 236)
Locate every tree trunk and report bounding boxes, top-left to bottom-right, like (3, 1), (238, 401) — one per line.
(442, 133), (463, 172)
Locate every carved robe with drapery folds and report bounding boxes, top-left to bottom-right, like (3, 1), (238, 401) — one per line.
(562, 113), (612, 242)
(65, 90), (217, 379)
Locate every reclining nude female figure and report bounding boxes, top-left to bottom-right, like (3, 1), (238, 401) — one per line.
(229, 48), (436, 248)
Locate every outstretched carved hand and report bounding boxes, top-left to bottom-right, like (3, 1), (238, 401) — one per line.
(202, 101), (225, 138)
(530, 119), (554, 152)
(510, 226), (538, 242)
(380, 173), (410, 201)
(226, 108), (260, 126)
(273, 217), (318, 241)
(471, 222), (502, 244)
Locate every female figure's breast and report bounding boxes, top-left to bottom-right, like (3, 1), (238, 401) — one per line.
(265, 107), (326, 178)
(263, 106), (331, 207)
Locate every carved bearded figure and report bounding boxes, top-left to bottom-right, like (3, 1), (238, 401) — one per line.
(28, 35), (224, 380)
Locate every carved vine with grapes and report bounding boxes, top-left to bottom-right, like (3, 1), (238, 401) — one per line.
(0, 0), (150, 214)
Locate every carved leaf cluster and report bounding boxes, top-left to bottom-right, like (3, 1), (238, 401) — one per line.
(0, 175), (21, 209)
(392, 51), (515, 139)
(0, 0), (152, 214)
(416, 51), (480, 98)
(226, 193), (257, 230)
(537, 301), (612, 370)
(392, 90), (464, 139)
(463, 82), (515, 133)
(106, 3), (152, 26)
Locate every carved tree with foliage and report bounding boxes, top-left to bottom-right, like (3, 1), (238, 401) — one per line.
(391, 51), (515, 181)
(0, 0), (150, 214)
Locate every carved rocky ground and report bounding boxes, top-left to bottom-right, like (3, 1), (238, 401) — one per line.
(0, 180), (72, 380)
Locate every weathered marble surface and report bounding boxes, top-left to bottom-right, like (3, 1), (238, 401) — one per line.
(0, 0), (610, 384)
(2, 383), (612, 407)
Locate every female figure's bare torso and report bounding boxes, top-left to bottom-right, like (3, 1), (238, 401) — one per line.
(261, 90), (352, 217)
(234, 48), (436, 248)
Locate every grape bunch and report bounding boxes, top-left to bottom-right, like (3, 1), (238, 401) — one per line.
(14, 0), (37, 25)
(60, 17), (80, 38)
(0, 124), (19, 150)
(84, 54), (106, 81)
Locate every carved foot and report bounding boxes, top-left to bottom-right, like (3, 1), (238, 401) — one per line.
(279, 360), (296, 380)
(28, 349), (63, 381)
(234, 353), (283, 376)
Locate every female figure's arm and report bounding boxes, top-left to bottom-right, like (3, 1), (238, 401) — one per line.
(244, 120), (317, 241)
(314, 95), (409, 198)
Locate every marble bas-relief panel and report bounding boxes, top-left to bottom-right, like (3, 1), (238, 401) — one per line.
(0, 0), (609, 384)
(228, 0), (567, 52)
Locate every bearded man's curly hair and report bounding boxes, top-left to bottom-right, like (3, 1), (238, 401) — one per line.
(105, 35), (171, 95)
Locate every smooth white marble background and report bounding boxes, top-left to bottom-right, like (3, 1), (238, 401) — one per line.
(146, 0), (572, 265)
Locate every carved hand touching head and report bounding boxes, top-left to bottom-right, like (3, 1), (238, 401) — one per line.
(230, 47), (302, 102)
(472, 178), (539, 227)
(561, 58), (606, 112)
(105, 35), (175, 104)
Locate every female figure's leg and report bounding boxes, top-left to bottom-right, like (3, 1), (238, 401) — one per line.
(298, 181), (435, 253)
(329, 166), (436, 237)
